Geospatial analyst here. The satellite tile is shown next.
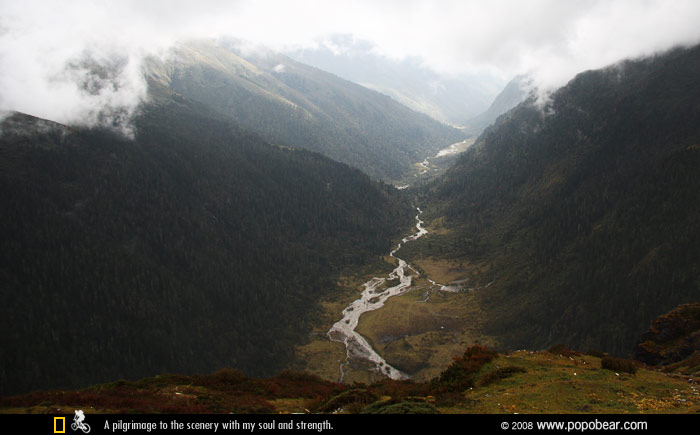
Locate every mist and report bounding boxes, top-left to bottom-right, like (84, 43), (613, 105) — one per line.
(2, 0), (700, 131)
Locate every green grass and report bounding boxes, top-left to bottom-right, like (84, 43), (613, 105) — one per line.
(453, 351), (700, 414)
(2, 348), (698, 414)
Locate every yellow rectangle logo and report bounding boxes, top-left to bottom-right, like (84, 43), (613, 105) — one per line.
(54, 416), (66, 433)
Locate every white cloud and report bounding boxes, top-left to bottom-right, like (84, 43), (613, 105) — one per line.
(2, 0), (700, 130)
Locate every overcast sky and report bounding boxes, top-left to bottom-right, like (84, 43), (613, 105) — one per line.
(2, 0), (700, 129)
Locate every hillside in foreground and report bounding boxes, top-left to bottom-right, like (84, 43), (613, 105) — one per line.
(1, 345), (698, 414)
(3, 304), (698, 414)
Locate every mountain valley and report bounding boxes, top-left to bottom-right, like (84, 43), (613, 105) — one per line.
(1, 32), (699, 418)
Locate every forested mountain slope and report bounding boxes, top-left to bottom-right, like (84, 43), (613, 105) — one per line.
(0, 83), (413, 395)
(146, 40), (465, 181)
(423, 44), (700, 356)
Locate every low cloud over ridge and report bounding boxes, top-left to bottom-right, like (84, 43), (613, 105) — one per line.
(2, 0), (700, 132)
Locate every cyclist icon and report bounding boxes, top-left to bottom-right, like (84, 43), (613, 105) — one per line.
(71, 410), (91, 433)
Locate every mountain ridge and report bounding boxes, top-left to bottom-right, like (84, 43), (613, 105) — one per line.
(145, 39), (466, 181)
(462, 74), (532, 135)
(412, 43), (700, 357)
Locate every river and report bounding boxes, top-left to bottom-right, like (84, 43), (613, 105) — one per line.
(327, 207), (430, 381)
(327, 139), (474, 382)
(395, 138), (473, 189)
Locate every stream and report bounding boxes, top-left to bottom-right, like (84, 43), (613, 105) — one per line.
(327, 207), (430, 382)
(327, 139), (473, 382)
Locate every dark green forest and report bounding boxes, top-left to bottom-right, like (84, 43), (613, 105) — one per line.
(0, 90), (413, 395)
(418, 44), (700, 356)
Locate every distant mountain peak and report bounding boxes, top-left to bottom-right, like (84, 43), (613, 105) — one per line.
(284, 34), (506, 125)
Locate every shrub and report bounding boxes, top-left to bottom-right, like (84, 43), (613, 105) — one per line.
(197, 368), (246, 388)
(269, 370), (343, 399)
(548, 344), (581, 357)
(601, 357), (638, 374)
(317, 389), (378, 413)
(430, 344), (497, 393)
(373, 401), (438, 414)
(430, 391), (466, 407)
(585, 349), (608, 358)
(360, 399), (397, 414)
(136, 374), (191, 389)
(361, 399), (438, 414)
(369, 379), (430, 399)
(478, 366), (527, 387)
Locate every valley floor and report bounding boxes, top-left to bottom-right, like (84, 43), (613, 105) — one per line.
(290, 205), (497, 385)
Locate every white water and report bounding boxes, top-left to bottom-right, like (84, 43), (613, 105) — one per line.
(436, 141), (462, 157)
(327, 207), (429, 381)
(412, 139), (470, 178)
